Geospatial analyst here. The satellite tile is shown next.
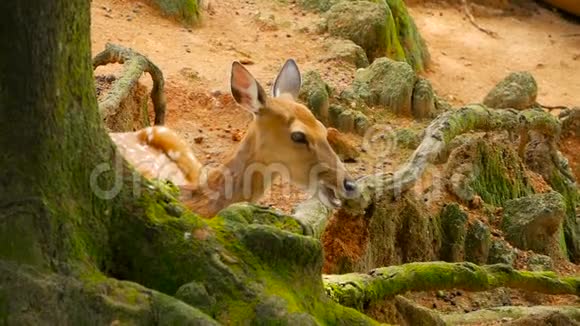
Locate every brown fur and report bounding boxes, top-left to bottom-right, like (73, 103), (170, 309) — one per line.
(109, 61), (353, 218)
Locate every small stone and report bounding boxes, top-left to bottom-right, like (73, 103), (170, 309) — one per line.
(232, 132), (243, 142)
(194, 136), (204, 144)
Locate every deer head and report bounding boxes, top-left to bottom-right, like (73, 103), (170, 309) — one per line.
(229, 59), (358, 208)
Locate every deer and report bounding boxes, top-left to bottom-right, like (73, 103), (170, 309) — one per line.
(109, 59), (358, 218)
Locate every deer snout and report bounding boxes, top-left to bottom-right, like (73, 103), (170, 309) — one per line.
(342, 177), (359, 198)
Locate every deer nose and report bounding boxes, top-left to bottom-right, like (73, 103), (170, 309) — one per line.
(343, 178), (357, 194)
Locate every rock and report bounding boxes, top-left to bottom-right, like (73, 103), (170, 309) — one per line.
(526, 254), (554, 272)
(394, 295), (446, 326)
(465, 219), (491, 265)
(337, 109), (355, 133)
(324, 0), (430, 69)
(506, 311), (580, 326)
(501, 191), (567, 259)
(483, 72), (538, 110)
(411, 77), (436, 120)
(327, 127), (360, 162)
(351, 57), (416, 116)
(298, 71), (331, 123)
(175, 281), (217, 313)
(254, 12), (279, 31)
(488, 239), (516, 265)
(328, 104), (344, 128)
(297, 0), (341, 12)
(353, 111), (371, 136)
(322, 39), (369, 68)
(394, 128), (421, 150)
(325, 1), (389, 61)
(434, 95), (453, 113)
(439, 203), (468, 262)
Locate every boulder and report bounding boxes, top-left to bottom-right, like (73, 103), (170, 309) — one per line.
(526, 254), (554, 272)
(501, 191), (567, 259)
(325, 1), (390, 61)
(488, 238), (516, 265)
(322, 39), (369, 68)
(297, 0), (341, 12)
(411, 77), (436, 120)
(465, 219), (491, 265)
(351, 57), (416, 116)
(439, 203), (468, 262)
(483, 72), (538, 110)
(298, 70), (331, 123)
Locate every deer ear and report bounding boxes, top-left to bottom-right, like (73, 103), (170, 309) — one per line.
(272, 59), (301, 100)
(230, 61), (268, 114)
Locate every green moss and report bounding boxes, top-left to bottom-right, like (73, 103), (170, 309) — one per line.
(384, 0), (430, 71)
(550, 170), (579, 261)
(470, 141), (534, 206)
(150, 0), (201, 26)
(439, 203), (468, 262)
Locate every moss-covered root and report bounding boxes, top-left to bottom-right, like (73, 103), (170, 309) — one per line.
(343, 104), (561, 214)
(323, 261), (579, 311)
(442, 305), (580, 325)
(93, 43), (166, 125)
(0, 261), (219, 325)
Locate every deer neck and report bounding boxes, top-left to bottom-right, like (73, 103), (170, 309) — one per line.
(181, 127), (273, 217)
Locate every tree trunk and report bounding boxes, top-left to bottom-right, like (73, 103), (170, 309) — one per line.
(0, 2), (381, 324)
(0, 0), (115, 273)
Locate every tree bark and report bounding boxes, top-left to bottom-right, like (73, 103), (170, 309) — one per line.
(0, 0), (116, 271)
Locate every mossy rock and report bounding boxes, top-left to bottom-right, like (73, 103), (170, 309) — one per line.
(323, 39), (370, 69)
(488, 238), (516, 266)
(411, 77), (436, 120)
(324, 1), (390, 62)
(483, 71), (538, 110)
(447, 138), (531, 205)
(501, 191), (567, 259)
(297, 0), (342, 12)
(465, 219), (491, 265)
(526, 253), (554, 272)
(525, 133), (580, 263)
(351, 57), (416, 116)
(394, 128), (421, 150)
(354, 111), (372, 136)
(439, 203), (468, 262)
(323, 0), (429, 71)
(149, 0), (201, 26)
(298, 70), (331, 124)
(361, 191), (441, 270)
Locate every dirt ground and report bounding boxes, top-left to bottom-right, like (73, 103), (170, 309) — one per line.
(90, 0), (580, 321)
(91, 0), (580, 212)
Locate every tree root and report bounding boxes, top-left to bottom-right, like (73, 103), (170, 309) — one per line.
(293, 105), (563, 238)
(442, 305), (580, 325)
(93, 43), (166, 125)
(345, 105), (560, 215)
(323, 261), (580, 310)
(461, 0), (499, 38)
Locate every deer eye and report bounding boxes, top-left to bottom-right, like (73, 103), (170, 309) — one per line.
(291, 131), (308, 144)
